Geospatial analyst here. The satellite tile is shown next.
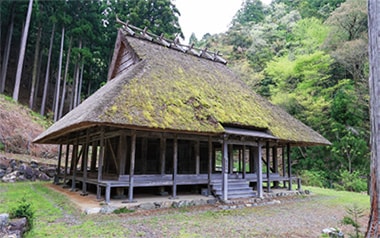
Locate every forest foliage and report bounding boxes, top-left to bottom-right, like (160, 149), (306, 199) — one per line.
(191, 0), (369, 191)
(0, 0), (369, 191)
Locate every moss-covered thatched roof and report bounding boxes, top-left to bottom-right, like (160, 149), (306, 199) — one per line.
(34, 29), (330, 146)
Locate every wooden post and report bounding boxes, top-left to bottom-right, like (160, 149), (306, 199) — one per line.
(171, 135), (178, 199)
(54, 144), (63, 184)
(70, 141), (79, 192)
(195, 140), (200, 175)
(159, 136), (166, 195)
(222, 135), (229, 201)
(250, 146), (256, 173)
(208, 137), (212, 195)
(282, 146), (286, 188)
(242, 144), (246, 179)
(228, 144), (233, 174)
(97, 128), (105, 200)
(273, 146), (279, 188)
(141, 138), (147, 173)
(81, 131), (89, 196)
(128, 131), (136, 202)
(90, 141), (98, 172)
(63, 144), (70, 187)
(254, 143), (263, 198)
(160, 136), (166, 175)
(287, 143), (292, 190)
(266, 142), (271, 193)
(118, 133), (127, 175)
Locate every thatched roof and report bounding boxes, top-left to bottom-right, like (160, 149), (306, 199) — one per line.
(34, 28), (330, 146)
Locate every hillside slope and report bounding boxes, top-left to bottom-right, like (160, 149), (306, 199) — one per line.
(0, 94), (56, 158)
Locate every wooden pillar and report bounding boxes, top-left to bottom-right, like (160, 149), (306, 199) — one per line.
(273, 146), (279, 188)
(242, 144), (246, 179)
(63, 144), (70, 187)
(160, 136), (166, 175)
(287, 143), (292, 190)
(118, 133), (127, 175)
(128, 131), (136, 202)
(228, 144), (233, 174)
(282, 146), (286, 188)
(254, 143), (263, 198)
(172, 135), (178, 199)
(222, 135), (229, 201)
(81, 131), (90, 196)
(97, 128), (105, 200)
(195, 140), (200, 175)
(141, 138), (147, 173)
(158, 136), (166, 195)
(208, 137), (212, 194)
(90, 141), (98, 172)
(70, 141), (79, 192)
(266, 142), (271, 193)
(54, 144), (63, 184)
(250, 146), (256, 173)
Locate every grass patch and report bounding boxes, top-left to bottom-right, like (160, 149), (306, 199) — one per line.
(304, 186), (369, 207)
(0, 182), (371, 237)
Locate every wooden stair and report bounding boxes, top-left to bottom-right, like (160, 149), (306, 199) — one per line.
(211, 179), (256, 199)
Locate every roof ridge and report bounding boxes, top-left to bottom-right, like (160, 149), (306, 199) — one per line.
(116, 17), (227, 64)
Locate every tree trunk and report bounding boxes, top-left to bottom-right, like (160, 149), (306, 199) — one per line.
(0, 4), (15, 93)
(366, 0), (380, 236)
(73, 39), (82, 108)
(54, 26), (65, 122)
(40, 23), (56, 116)
(59, 36), (72, 119)
(29, 26), (42, 109)
(69, 64), (77, 111)
(77, 63), (84, 106)
(13, 0), (34, 101)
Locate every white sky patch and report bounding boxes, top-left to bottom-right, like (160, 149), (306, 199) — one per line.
(174, 0), (272, 42)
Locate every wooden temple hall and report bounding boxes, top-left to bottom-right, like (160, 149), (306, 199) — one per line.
(34, 23), (330, 203)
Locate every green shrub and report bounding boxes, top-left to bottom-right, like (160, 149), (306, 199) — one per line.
(300, 170), (327, 187)
(9, 196), (35, 231)
(334, 170), (367, 193)
(341, 204), (365, 238)
(113, 207), (134, 214)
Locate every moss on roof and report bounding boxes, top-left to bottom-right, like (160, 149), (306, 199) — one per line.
(34, 30), (330, 146)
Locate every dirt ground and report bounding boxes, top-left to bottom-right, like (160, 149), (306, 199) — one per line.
(45, 184), (370, 237)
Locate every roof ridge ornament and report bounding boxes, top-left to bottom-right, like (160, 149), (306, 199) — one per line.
(115, 17), (227, 64)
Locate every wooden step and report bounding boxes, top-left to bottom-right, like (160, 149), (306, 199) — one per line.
(211, 179), (256, 199)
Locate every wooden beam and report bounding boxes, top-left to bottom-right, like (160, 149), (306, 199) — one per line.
(172, 135), (178, 199)
(222, 135), (229, 201)
(266, 141), (271, 193)
(128, 131), (136, 202)
(97, 128), (105, 200)
(287, 143), (292, 190)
